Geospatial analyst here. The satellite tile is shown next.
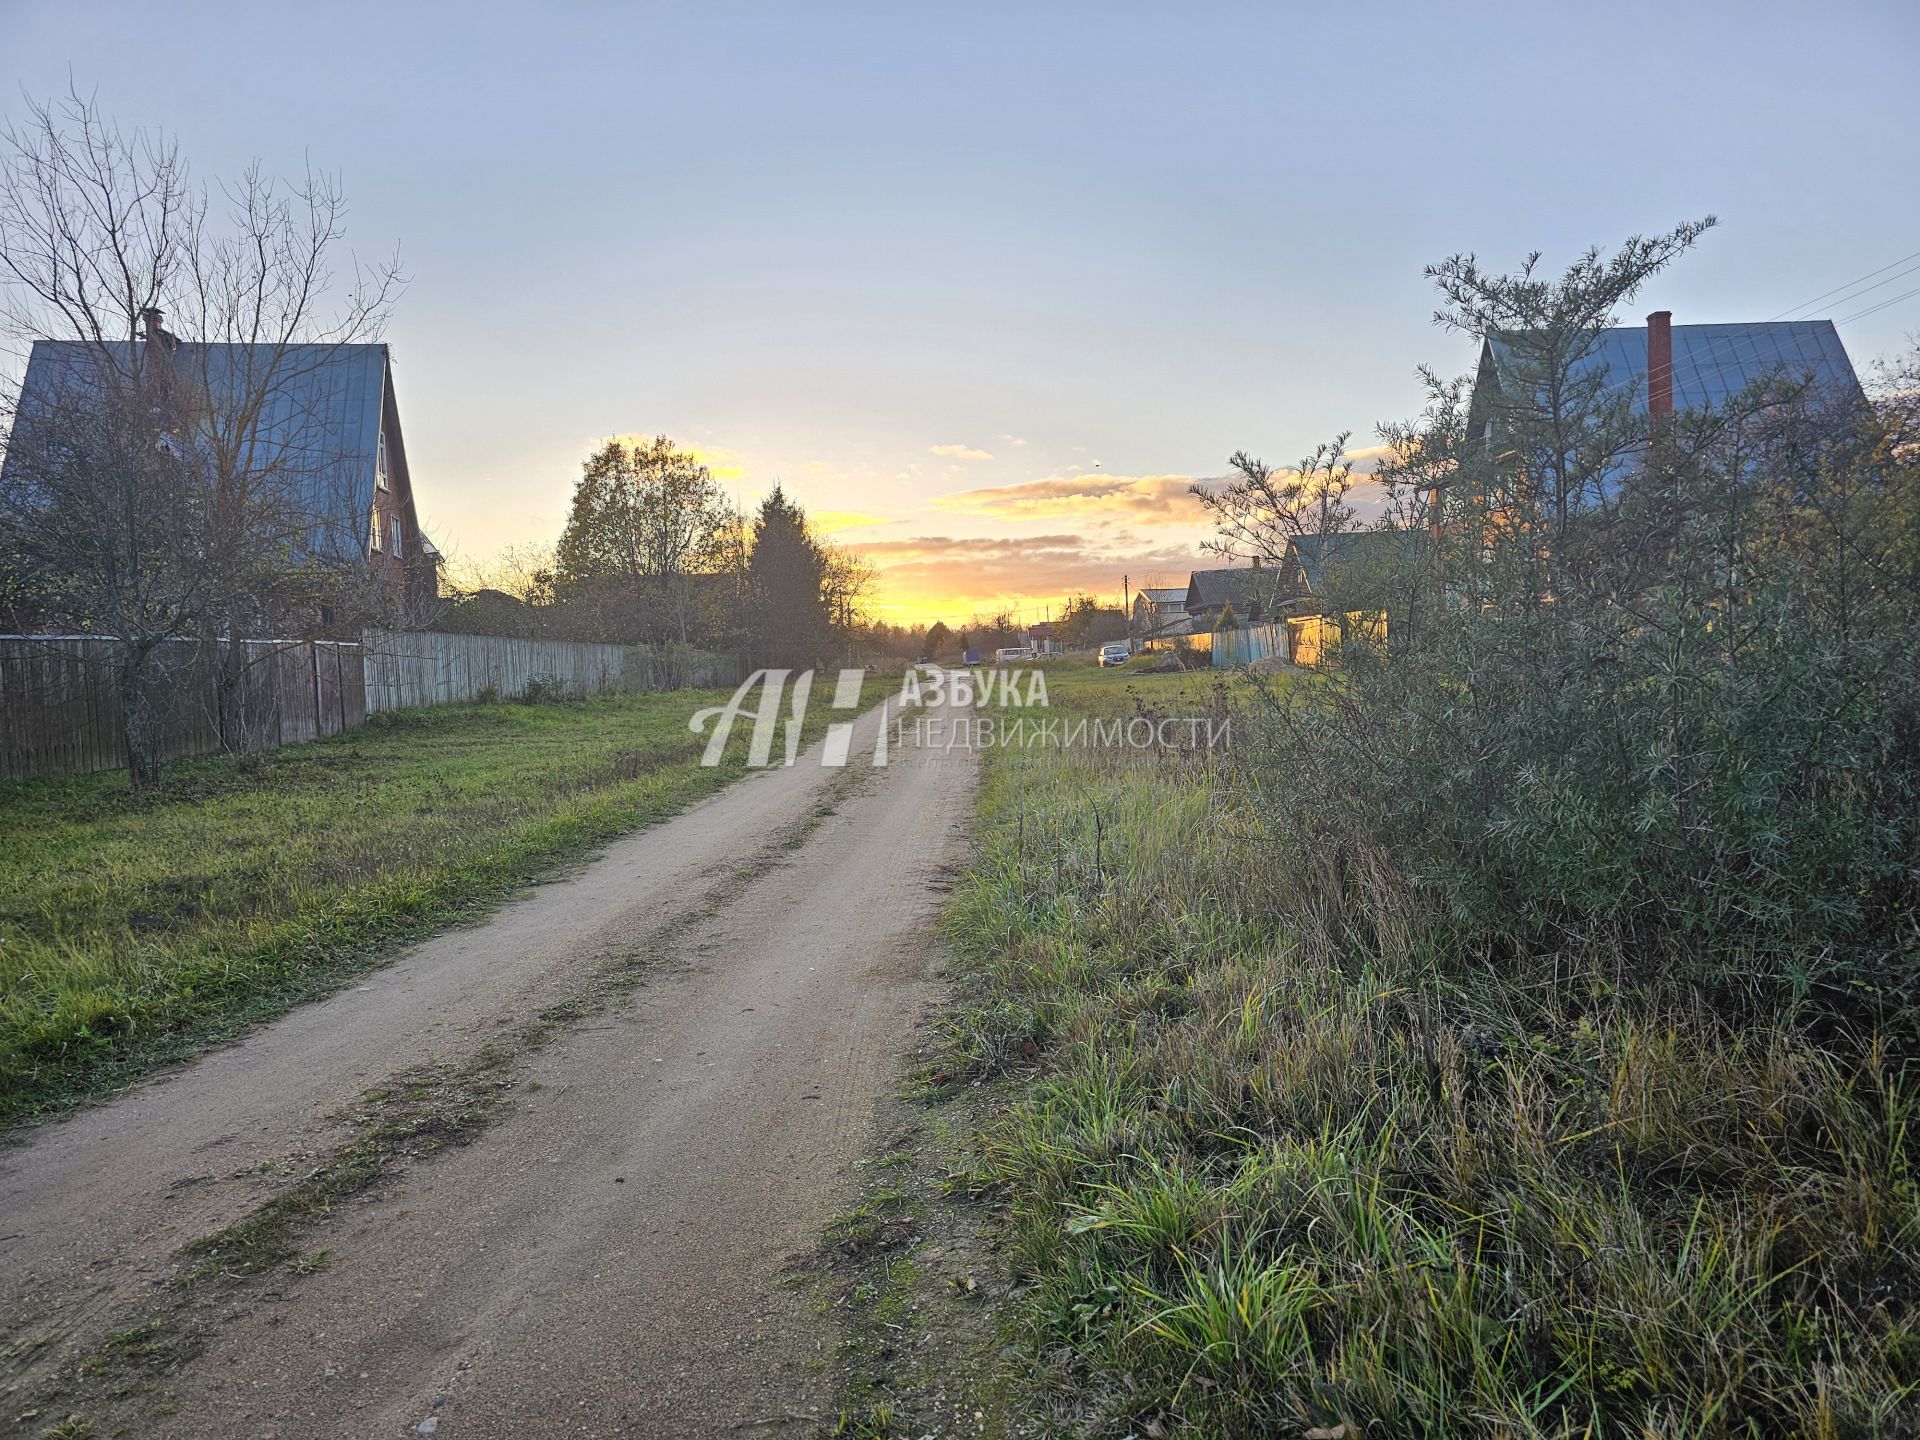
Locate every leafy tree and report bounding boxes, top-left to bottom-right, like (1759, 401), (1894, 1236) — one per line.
(1056, 593), (1127, 647)
(820, 544), (875, 635)
(554, 435), (737, 644)
(923, 621), (953, 657)
(967, 611), (1021, 650)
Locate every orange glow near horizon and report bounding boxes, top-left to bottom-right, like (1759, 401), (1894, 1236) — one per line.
(844, 537), (1201, 629)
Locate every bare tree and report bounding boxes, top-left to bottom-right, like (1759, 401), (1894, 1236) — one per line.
(0, 87), (404, 782)
(1192, 435), (1359, 563)
(819, 541), (875, 638)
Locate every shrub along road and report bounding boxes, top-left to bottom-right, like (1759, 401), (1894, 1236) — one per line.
(0, 685), (975, 1438)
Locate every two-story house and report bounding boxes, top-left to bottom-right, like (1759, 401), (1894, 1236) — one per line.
(4, 309), (436, 619)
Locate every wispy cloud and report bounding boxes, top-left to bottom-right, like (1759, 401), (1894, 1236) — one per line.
(931, 443), (995, 462)
(933, 472), (1211, 527)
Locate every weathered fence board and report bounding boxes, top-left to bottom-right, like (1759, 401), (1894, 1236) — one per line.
(0, 637), (363, 781)
(1211, 622), (1287, 668)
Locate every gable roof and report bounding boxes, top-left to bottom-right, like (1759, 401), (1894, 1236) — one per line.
(4, 338), (404, 563)
(1186, 566), (1284, 616)
(1285, 530), (1416, 593)
(1482, 319), (1864, 419)
(1138, 587), (1186, 604)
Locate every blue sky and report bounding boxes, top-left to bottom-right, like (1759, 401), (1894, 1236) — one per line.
(6, 0), (1919, 620)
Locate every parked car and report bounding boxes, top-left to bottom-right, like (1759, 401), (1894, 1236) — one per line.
(1098, 642), (1131, 667)
(994, 646), (1029, 662)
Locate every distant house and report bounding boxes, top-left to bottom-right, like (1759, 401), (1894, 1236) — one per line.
(1130, 586), (1188, 634)
(1271, 531), (1412, 667)
(1184, 564), (1285, 628)
(3, 310), (437, 614)
(1276, 532), (1411, 600)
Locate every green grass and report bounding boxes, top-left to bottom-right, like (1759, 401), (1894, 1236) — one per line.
(1012, 651), (1230, 713)
(939, 670), (1920, 1438)
(0, 675), (888, 1125)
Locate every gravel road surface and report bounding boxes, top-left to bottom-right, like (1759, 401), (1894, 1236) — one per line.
(0, 685), (976, 1438)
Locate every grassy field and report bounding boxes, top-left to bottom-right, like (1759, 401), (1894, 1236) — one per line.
(937, 664), (1919, 1438)
(0, 674), (886, 1125)
(1024, 652), (1229, 710)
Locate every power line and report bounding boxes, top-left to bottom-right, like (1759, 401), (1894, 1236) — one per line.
(1576, 242), (1920, 407)
(1836, 282), (1920, 327)
(1769, 247), (1920, 321)
(1786, 258), (1920, 323)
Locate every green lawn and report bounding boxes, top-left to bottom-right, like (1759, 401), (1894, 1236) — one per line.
(960, 651), (1237, 722)
(0, 675), (886, 1125)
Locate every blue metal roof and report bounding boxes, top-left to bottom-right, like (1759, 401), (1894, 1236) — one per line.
(1488, 319), (1864, 416)
(6, 339), (393, 563)
(1286, 530), (1416, 593)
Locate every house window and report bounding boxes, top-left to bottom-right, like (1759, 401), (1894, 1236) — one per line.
(376, 430), (391, 491)
(391, 514), (405, 558)
(369, 508), (383, 553)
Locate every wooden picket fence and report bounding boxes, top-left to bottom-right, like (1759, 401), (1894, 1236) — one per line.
(0, 631), (741, 781)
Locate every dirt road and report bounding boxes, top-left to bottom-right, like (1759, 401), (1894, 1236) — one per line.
(0, 687), (975, 1438)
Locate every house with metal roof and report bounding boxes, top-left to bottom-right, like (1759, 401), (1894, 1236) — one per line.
(1184, 563), (1287, 626)
(3, 311), (435, 613)
(1467, 311), (1867, 487)
(1279, 531), (1414, 598)
(1129, 586), (1188, 638)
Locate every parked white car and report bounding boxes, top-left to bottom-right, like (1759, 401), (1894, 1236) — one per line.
(1098, 642), (1131, 667)
(994, 646), (1030, 662)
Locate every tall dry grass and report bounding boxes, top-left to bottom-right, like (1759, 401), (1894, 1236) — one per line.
(941, 709), (1918, 1438)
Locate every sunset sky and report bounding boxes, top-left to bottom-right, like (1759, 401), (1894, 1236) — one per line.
(7, 0), (1920, 624)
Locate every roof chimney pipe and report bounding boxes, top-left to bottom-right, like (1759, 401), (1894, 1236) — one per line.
(1646, 310), (1674, 424)
(139, 306), (177, 396)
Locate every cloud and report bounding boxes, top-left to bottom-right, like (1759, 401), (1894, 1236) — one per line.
(1344, 444), (1392, 474)
(933, 472), (1212, 527)
(931, 443), (995, 462)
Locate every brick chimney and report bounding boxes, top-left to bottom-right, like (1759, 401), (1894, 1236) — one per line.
(140, 306), (178, 394)
(1646, 310), (1674, 425)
